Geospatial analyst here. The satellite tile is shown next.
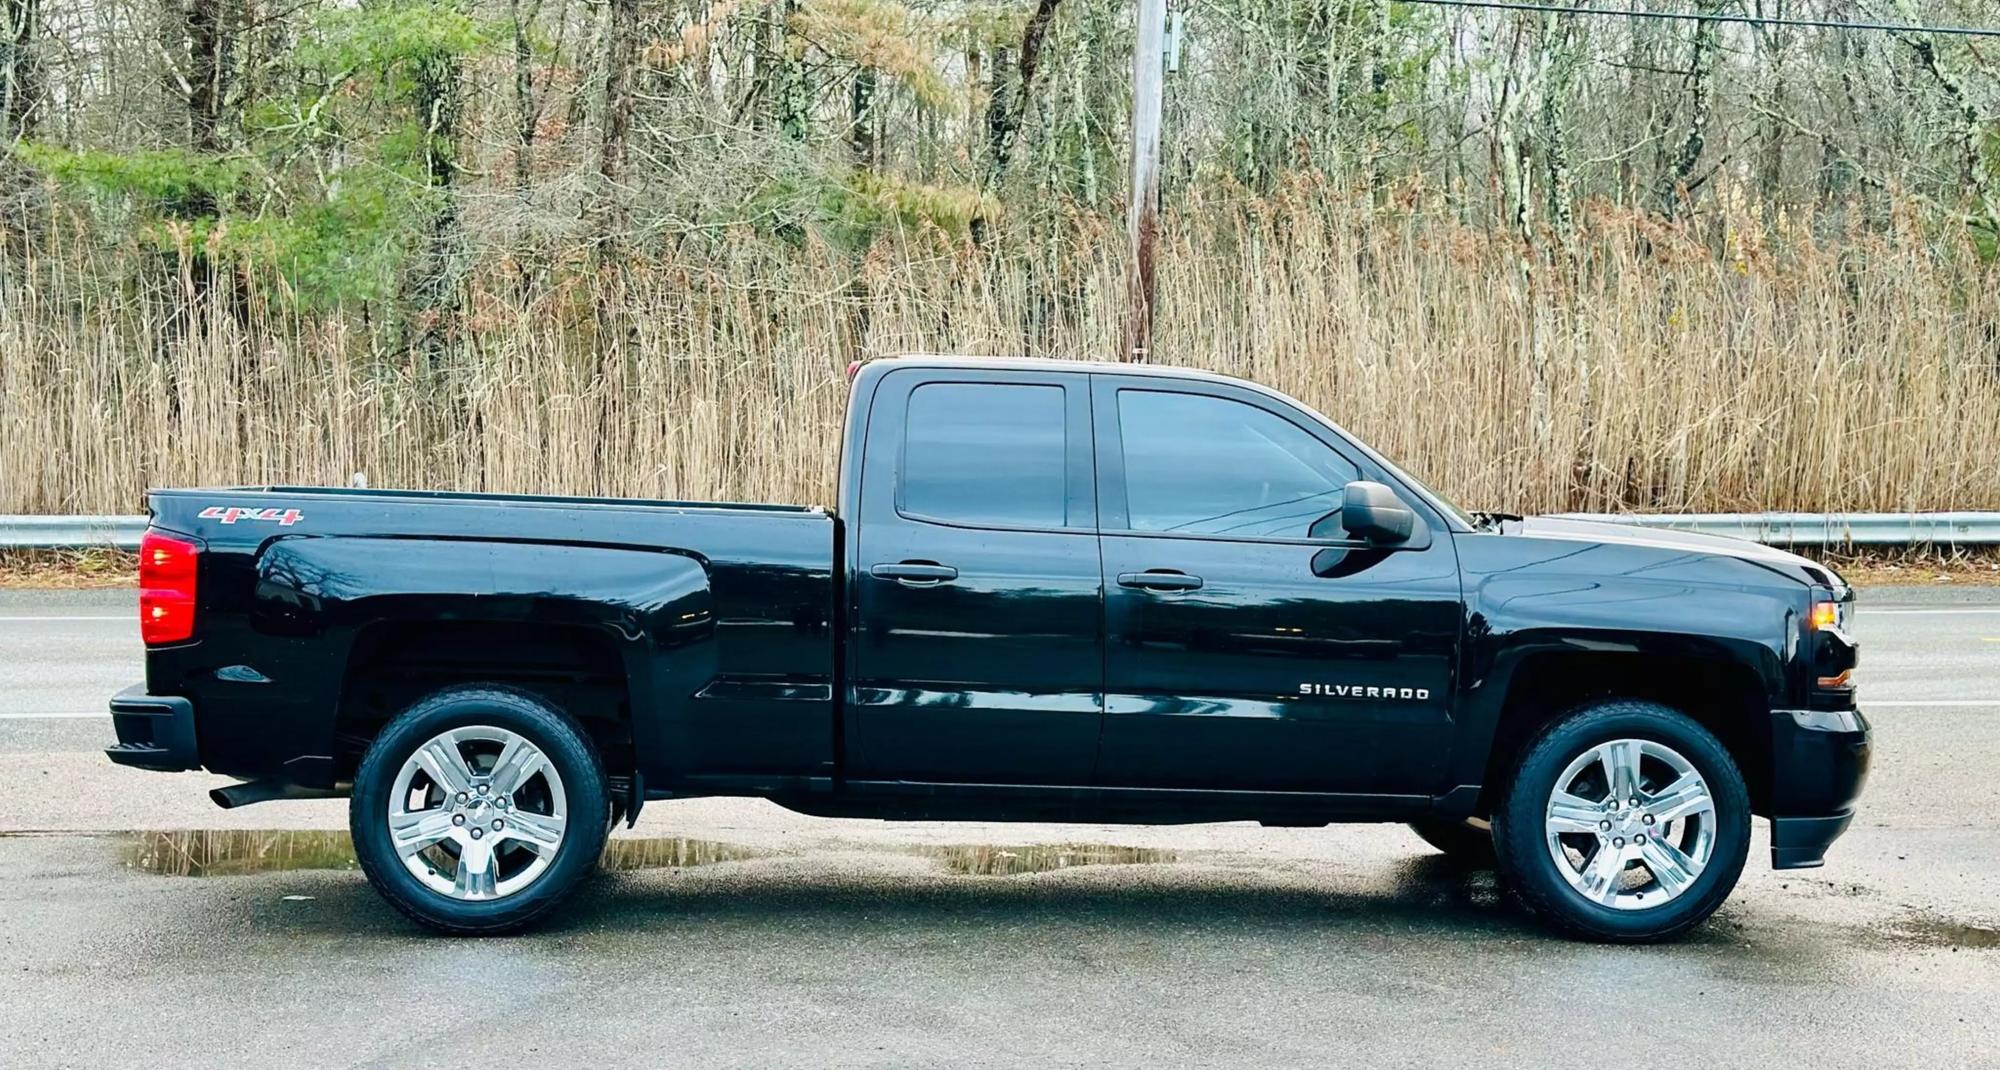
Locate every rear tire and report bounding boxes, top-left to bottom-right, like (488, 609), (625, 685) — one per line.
(1407, 819), (1497, 868)
(351, 685), (610, 935)
(1491, 700), (1750, 943)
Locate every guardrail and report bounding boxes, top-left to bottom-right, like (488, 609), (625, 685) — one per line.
(0, 515), (148, 550)
(1556, 511), (2000, 547)
(2, 511), (1997, 550)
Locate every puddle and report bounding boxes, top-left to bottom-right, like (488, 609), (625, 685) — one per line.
(124, 830), (762, 877)
(127, 830), (360, 876)
(1885, 913), (2000, 951)
(915, 843), (1177, 876)
(123, 831), (1168, 880)
(601, 837), (764, 871)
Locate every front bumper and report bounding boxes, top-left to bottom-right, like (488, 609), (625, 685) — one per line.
(1771, 812), (1855, 870)
(1766, 706), (1871, 869)
(104, 683), (201, 772)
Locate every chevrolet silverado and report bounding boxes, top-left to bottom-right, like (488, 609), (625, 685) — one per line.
(107, 356), (1870, 940)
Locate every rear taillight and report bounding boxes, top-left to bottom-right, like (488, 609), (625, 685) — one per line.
(139, 530), (202, 645)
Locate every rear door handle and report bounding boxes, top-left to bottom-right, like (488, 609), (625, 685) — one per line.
(871, 561), (959, 584)
(1117, 570), (1203, 591)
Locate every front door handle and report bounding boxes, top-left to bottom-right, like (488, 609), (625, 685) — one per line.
(871, 561), (959, 585)
(1117, 570), (1203, 592)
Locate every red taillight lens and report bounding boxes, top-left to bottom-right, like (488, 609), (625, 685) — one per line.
(139, 530), (201, 645)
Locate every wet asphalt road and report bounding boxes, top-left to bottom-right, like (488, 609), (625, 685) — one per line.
(1, 587), (1998, 1068)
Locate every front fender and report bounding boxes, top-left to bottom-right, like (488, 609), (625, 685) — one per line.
(1448, 571), (1799, 789)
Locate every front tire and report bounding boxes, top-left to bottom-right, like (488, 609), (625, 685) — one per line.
(351, 685), (610, 935)
(1492, 700), (1750, 943)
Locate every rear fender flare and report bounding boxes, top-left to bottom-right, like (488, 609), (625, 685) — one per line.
(253, 536), (715, 780)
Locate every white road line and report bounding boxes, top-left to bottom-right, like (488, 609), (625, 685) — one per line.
(1865, 700), (2000, 708)
(0, 615), (130, 622)
(1865, 607), (2000, 615)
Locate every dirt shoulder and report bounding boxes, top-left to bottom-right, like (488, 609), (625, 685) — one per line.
(1819, 550), (2000, 587)
(0, 550), (138, 589)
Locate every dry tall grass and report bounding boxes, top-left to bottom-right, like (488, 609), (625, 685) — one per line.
(5, 193), (1998, 515)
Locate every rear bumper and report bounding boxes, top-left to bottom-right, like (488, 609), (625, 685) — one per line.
(1766, 706), (1871, 869)
(104, 684), (201, 772)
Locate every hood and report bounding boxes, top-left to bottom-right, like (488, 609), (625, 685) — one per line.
(1506, 516), (1844, 588)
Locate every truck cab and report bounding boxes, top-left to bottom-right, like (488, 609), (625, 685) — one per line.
(841, 359), (1467, 800)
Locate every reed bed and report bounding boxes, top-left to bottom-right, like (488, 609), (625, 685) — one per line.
(5, 195), (1997, 515)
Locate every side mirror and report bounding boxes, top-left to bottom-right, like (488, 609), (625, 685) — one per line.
(1336, 480), (1415, 545)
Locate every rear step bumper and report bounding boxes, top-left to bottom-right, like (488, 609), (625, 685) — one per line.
(104, 684), (200, 772)
(1769, 811), (1855, 870)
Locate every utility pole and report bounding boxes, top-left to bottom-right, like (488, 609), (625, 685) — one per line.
(1124, 0), (1166, 362)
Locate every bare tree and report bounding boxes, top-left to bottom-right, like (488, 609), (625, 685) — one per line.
(1539, 13), (1581, 248)
(594, 0), (641, 259)
(984, 0), (1062, 185)
(850, 66), (877, 166)
(1752, 0), (1789, 225)
(775, 0), (807, 140)
(184, 0), (234, 155)
(510, 0), (546, 196)
(2, 0), (38, 145)
(1882, 3), (2000, 233)
(1656, 0), (1725, 217)
(401, 6), (469, 364)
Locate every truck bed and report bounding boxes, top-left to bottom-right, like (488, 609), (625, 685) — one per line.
(134, 486), (839, 791)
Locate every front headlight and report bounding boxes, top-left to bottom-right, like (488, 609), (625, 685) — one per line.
(1809, 598), (1851, 635)
(1810, 593), (1857, 690)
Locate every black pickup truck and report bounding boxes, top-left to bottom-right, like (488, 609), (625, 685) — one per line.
(108, 356), (1868, 941)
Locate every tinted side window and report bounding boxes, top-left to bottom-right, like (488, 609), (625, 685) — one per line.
(902, 382), (1067, 528)
(1117, 390), (1358, 536)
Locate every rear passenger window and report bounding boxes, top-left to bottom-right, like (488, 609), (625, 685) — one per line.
(902, 383), (1067, 528)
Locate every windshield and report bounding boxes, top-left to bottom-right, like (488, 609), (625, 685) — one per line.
(1271, 392), (1477, 531)
(1364, 449), (1477, 529)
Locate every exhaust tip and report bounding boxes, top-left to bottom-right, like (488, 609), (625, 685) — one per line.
(208, 779), (344, 810)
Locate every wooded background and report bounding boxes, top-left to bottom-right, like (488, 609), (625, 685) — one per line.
(2, 0), (1997, 514)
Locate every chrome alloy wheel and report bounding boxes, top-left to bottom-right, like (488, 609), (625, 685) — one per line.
(388, 726), (569, 901)
(1544, 738), (1716, 910)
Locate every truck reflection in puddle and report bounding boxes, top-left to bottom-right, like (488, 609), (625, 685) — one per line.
(124, 830), (764, 877)
(122, 831), (1176, 879)
(917, 843), (1176, 875)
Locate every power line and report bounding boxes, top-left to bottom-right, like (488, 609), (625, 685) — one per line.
(1396, 0), (2000, 38)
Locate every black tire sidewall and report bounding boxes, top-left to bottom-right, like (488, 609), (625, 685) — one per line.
(350, 685), (610, 934)
(1494, 701), (1750, 942)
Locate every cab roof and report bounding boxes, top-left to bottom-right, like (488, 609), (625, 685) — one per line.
(867, 354), (1251, 386)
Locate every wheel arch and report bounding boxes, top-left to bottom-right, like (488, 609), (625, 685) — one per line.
(1468, 649), (1774, 816)
(336, 619), (639, 784)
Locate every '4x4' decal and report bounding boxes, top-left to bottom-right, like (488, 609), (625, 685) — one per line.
(199, 506), (304, 526)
